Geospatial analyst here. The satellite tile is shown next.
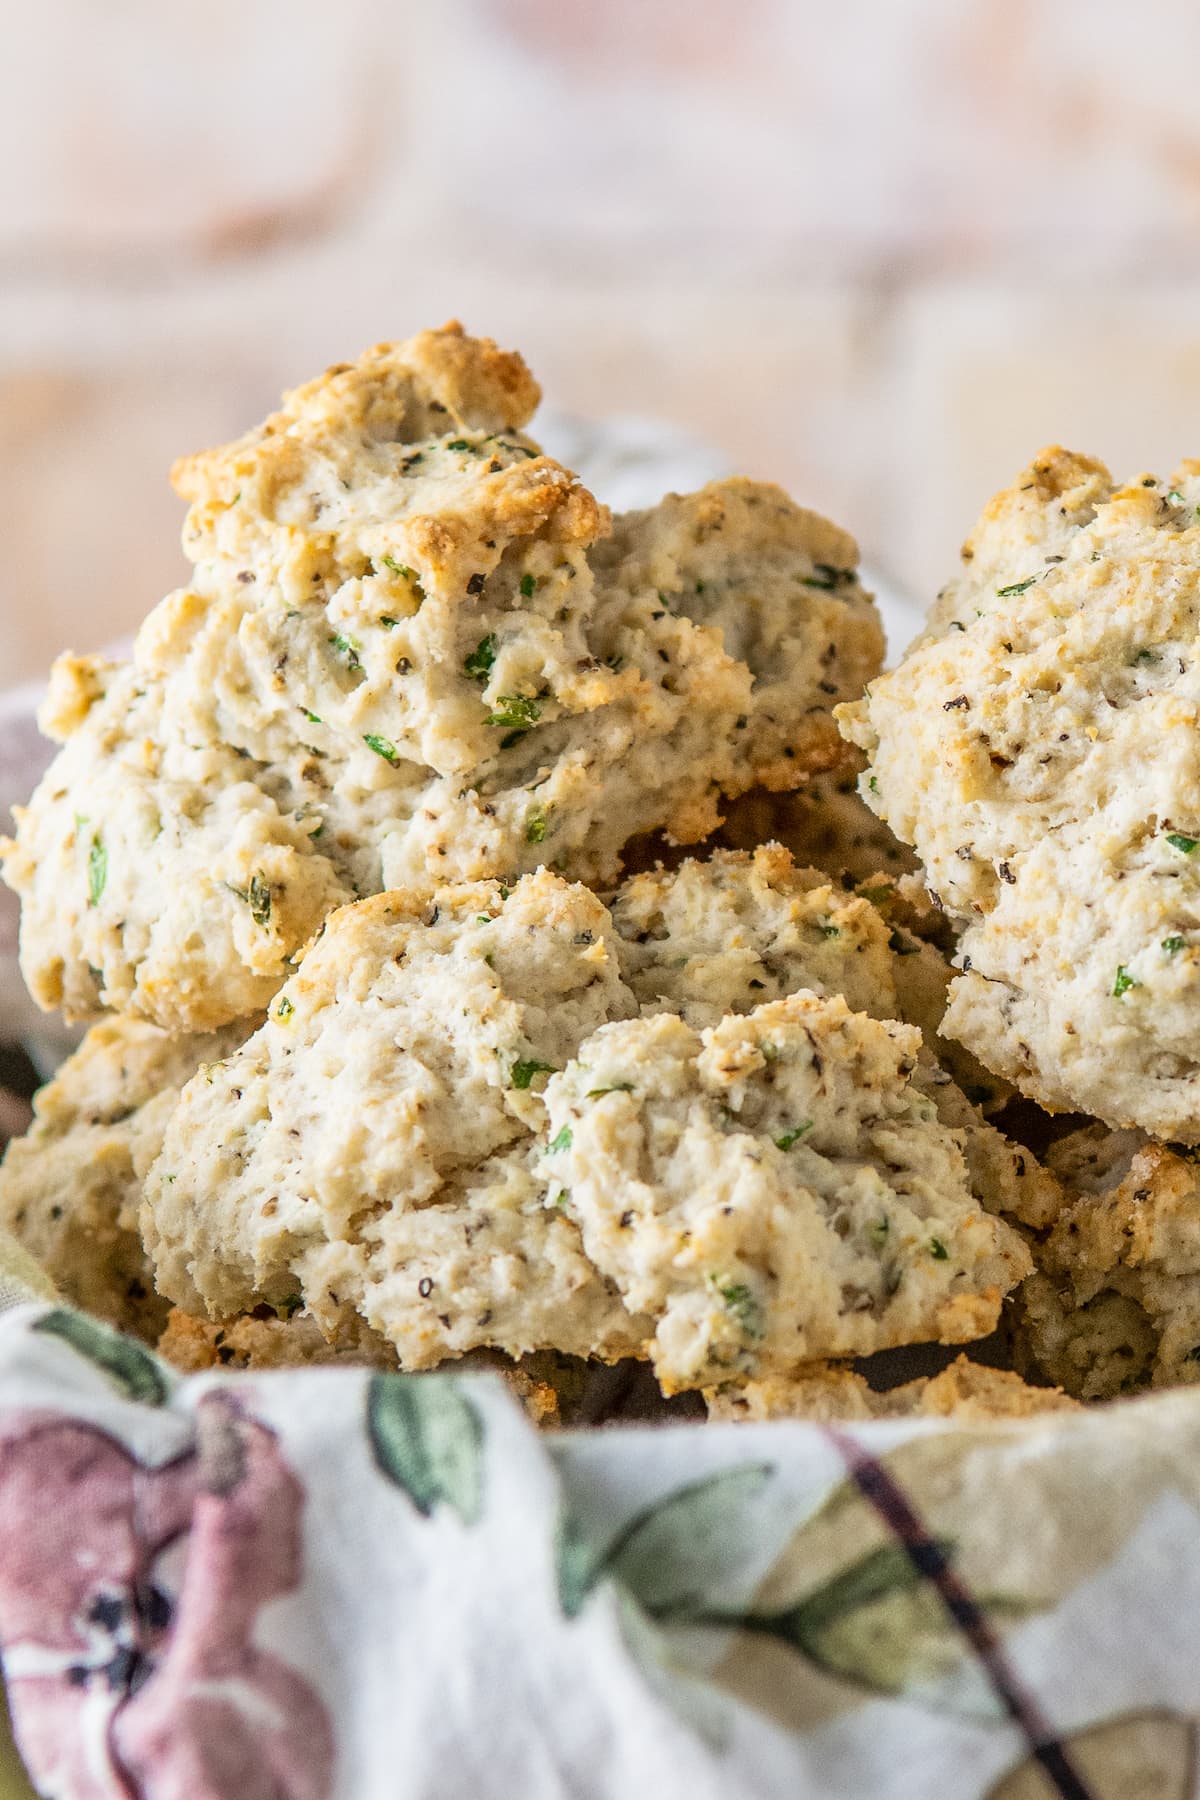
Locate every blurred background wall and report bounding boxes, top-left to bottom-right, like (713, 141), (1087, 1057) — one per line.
(3, 0), (1200, 682)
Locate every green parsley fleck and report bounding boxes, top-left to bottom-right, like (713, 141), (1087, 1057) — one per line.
(248, 875), (272, 928)
(303, 709), (323, 726)
(775, 1121), (814, 1151)
(526, 808), (548, 845)
(869, 1216), (890, 1246)
(1168, 489), (1185, 504)
(275, 1292), (304, 1320)
(329, 633), (362, 672)
(446, 438), (473, 452)
(710, 1278), (765, 1339)
(1166, 833), (1199, 855)
(996, 576), (1037, 597)
(867, 775), (879, 794)
(464, 634), (498, 681)
(379, 557), (424, 603)
(1132, 649), (1158, 666)
(86, 835), (107, 908)
(486, 695), (543, 733)
(520, 573), (537, 599)
(1163, 936), (1187, 955)
(1113, 965), (1139, 998)
(379, 615), (399, 630)
(552, 1189), (570, 1209)
(586, 1082), (635, 1099)
(821, 924), (840, 938)
(227, 875), (273, 927)
(547, 1125), (573, 1154)
(363, 733), (402, 765)
(276, 995), (295, 1023)
(929, 1238), (949, 1260)
(511, 1059), (556, 1090)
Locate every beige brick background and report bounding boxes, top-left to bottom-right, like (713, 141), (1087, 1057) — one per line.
(3, 0), (1200, 681)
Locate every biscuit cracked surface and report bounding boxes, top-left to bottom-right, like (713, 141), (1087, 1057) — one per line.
(1014, 1125), (1200, 1398)
(542, 996), (1029, 1390)
(0, 1014), (250, 1336)
(840, 446), (1200, 1138)
(3, 323), (881, 1034)
(142, 870), (646, 1365)
(137, 850), (1032, 1384)
(705, 1354), (1077, 1422)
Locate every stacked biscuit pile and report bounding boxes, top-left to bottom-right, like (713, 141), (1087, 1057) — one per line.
(3, 325), (1176, 1427)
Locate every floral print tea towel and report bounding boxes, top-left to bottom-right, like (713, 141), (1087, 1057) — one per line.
(0, 1301), (1196, 1798)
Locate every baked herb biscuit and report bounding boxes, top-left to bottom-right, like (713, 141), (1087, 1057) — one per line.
(0, 1015), (250, 1336)
(611, 848), (1041, 1219)
(5, 326), (882, 1034)
(141, 871), (645, 1364)
(1016, 1125), (1200, 1397)
(610, 844), (899, 1028)
(542, 996), (1030, 1390)
(705, 1354), (1076, 1422)
(840, 447), (1200, 1137)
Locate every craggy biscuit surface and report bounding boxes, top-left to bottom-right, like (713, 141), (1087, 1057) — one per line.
(137, 854), (1040, 1389)
(0, 1015), (250, 1336)
(4, 325), (882, 1033)
(1016, 1125), (1200, 1398)
(610, 845), (899, 1028)
(142, 871), (645, 1365)
(157, 1309), (572, 1427)
(706, 1354), (1077, 1422)
(542, 996), (1030, 1390)
(840, 447), (1200, 1137)
(590, 480), (881, 793)
(611, 848), (1042, 1220)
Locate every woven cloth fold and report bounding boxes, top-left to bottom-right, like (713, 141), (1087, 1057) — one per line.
(0, 1294), (1193, 1800)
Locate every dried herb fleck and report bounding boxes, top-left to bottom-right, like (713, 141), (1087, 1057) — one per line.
(86, 835), (107, 908)
(511, 1059), (556, 1090)
(775, 1121), (813, 1151)
(364, 733), (402, 765)
(486, 695), (543, 733)
(802, 564), (855, 592)
(996, 576), (1037, 597)
(464, 634), (498, 681)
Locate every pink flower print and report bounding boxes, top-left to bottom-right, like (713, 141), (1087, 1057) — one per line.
(0, 1395), (333, 1800)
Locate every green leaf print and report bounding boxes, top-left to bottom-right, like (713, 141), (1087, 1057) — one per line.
(558, 1464), (773, 1620)
(31, 1310), (169, 1406)
(754, 1541), (952, 1692)
(367, 1372), (485, 1526)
